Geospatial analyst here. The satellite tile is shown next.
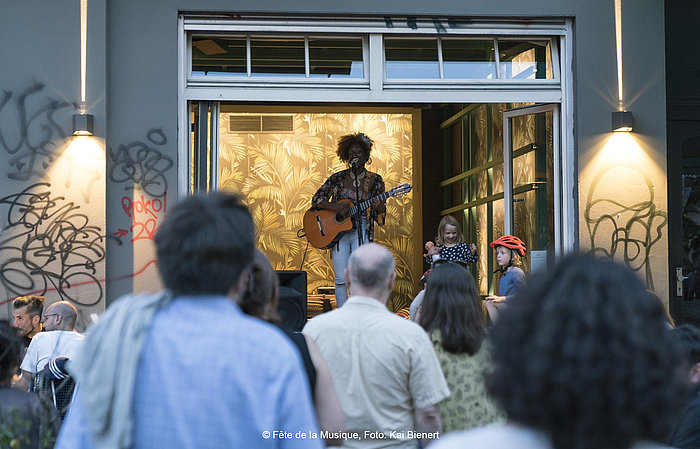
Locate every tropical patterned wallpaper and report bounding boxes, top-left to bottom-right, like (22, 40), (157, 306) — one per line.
(218, 111), (415, 312)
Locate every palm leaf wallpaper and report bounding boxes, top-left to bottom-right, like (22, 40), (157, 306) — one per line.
(218, 111), (415, 311)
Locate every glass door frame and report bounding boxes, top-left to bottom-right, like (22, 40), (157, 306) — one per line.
(503, 103), (564, 256)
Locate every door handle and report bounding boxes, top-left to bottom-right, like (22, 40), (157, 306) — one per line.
(676, 267), (687, 297)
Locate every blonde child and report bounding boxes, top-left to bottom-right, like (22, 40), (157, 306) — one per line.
(424, 215), (478, 266)
(484, 235), (526, 323)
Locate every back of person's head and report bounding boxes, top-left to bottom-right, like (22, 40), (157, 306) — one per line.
(419, 262), (485, 355)
(487, 253), (686, 449)
(155, 191), (255, 296)
(13, 295), (44, 316)
(239, 249), (281, 323)
(347, 243), (395, 295)
(672, 324), (700, 367)
(0, 320), (21, 383)
(436, 215), (463, 245)
(46, 301), (78, 330)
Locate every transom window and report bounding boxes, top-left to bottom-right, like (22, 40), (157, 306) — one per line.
(189, 33), (557, 82)
(192, 35), (365, 78)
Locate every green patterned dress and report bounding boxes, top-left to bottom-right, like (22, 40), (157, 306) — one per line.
(430, 331), (505, 433)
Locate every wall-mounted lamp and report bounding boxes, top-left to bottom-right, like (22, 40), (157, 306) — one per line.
(612, 110), (633, 133)
(73, 112), (94, 136)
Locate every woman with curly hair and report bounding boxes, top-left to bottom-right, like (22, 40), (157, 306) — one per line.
(417, 262), (504, 433)
(310, 132), (386, 307)
(433, 253), (687, 449)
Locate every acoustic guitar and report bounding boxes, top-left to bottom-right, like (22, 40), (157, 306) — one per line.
(303, 183), (412, 249)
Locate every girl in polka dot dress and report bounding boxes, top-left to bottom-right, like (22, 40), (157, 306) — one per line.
(424, 215), (478, 267)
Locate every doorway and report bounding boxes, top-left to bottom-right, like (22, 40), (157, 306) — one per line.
(190, 101), (561, 311)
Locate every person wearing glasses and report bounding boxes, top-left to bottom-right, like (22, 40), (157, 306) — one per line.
(13, 301), (84, 392)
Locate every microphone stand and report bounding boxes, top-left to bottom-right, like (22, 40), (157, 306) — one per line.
(352, 162), (364, 246)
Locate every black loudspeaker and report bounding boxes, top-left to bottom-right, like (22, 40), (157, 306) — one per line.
(276, 270), (307, 332)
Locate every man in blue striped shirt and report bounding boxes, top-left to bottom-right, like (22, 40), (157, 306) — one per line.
(56, 192), (322, 449)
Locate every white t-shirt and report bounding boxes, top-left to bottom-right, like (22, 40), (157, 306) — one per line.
(20, 330), (85, 374)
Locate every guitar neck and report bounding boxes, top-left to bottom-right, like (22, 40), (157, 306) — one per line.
(349, 191), (393, 215)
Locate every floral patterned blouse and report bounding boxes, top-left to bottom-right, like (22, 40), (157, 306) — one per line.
(311, 169), (386, 241)
(430, 331), (505, 433)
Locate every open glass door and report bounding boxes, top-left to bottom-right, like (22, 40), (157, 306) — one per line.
(503, 104), (560, 274)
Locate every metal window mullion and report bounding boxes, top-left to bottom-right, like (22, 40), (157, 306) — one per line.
(552, 104), (562, 255)
(551, 37), (560, 80)
(196, 101), (210, 192)
(493, 38), (501, 79)
(503, 110), (513, 235)
(437, 38), (444, 79)
(209, 102), (220, 191)
(369, 34), (383, 91)
(246, 35), (252, 76)
(305, 36), (310, 77)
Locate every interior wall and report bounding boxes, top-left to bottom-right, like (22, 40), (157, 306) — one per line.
(217, 109), (416, 311)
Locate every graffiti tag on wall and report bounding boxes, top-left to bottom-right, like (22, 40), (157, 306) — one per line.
(108, 128), (173, 198)
(114, 193), (168, 243)
(585, 166), (667, 290)
(0, 183), (105, 305)
(0, 83), (75, 181)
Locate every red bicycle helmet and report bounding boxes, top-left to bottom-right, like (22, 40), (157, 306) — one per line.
(490, 235), (527, 256)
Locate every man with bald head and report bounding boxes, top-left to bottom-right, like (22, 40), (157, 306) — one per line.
(13, 301), (84, 391)
(303, 243), (449, 448)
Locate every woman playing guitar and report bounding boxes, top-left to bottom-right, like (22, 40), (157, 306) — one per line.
(310, 132), (386, 308)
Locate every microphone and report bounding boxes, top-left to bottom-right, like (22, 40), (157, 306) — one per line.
(350, 158), (359, 167)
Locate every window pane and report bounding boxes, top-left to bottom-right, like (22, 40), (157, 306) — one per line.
(442, 39), (497, 79)
(309, 38), (364, 78)
(498, 40), (552, 79)
(385, 38), (439, 79)
(251, 37), (305, 77)
(192, 36), (247, 77)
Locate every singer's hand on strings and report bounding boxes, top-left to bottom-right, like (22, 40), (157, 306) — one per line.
(371, 198), (386, 213)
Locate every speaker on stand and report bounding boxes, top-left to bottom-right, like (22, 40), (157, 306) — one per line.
(276, 270), (307, 332)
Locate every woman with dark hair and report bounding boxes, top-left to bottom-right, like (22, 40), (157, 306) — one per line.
(239, 250), (345, 446)
(433, 253), (687, 449)
(0, 320), (56, 449)
(417, 262), (503, 433)
(310, 132), (386, 307)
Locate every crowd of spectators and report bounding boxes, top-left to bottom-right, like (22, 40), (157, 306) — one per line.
(1, 191), (697, 449)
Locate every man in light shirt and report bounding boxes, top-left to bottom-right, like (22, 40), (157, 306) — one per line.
(14, 301), (84, 391)
(304, 242), (449, 448)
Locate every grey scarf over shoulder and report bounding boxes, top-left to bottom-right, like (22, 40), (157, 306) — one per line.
(69, 290), (173, 449)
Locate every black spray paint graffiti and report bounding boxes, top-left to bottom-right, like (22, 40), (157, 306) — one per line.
(585, 166), (667, 290)
(108, 128), (173, 198)
(0, 83), (75, 181)
(0, 183), (105, 306)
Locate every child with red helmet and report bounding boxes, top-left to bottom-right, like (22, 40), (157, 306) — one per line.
(484, 235), (527, 323)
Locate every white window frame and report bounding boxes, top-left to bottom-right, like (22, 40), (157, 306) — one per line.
(177, 15), (576, 252)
